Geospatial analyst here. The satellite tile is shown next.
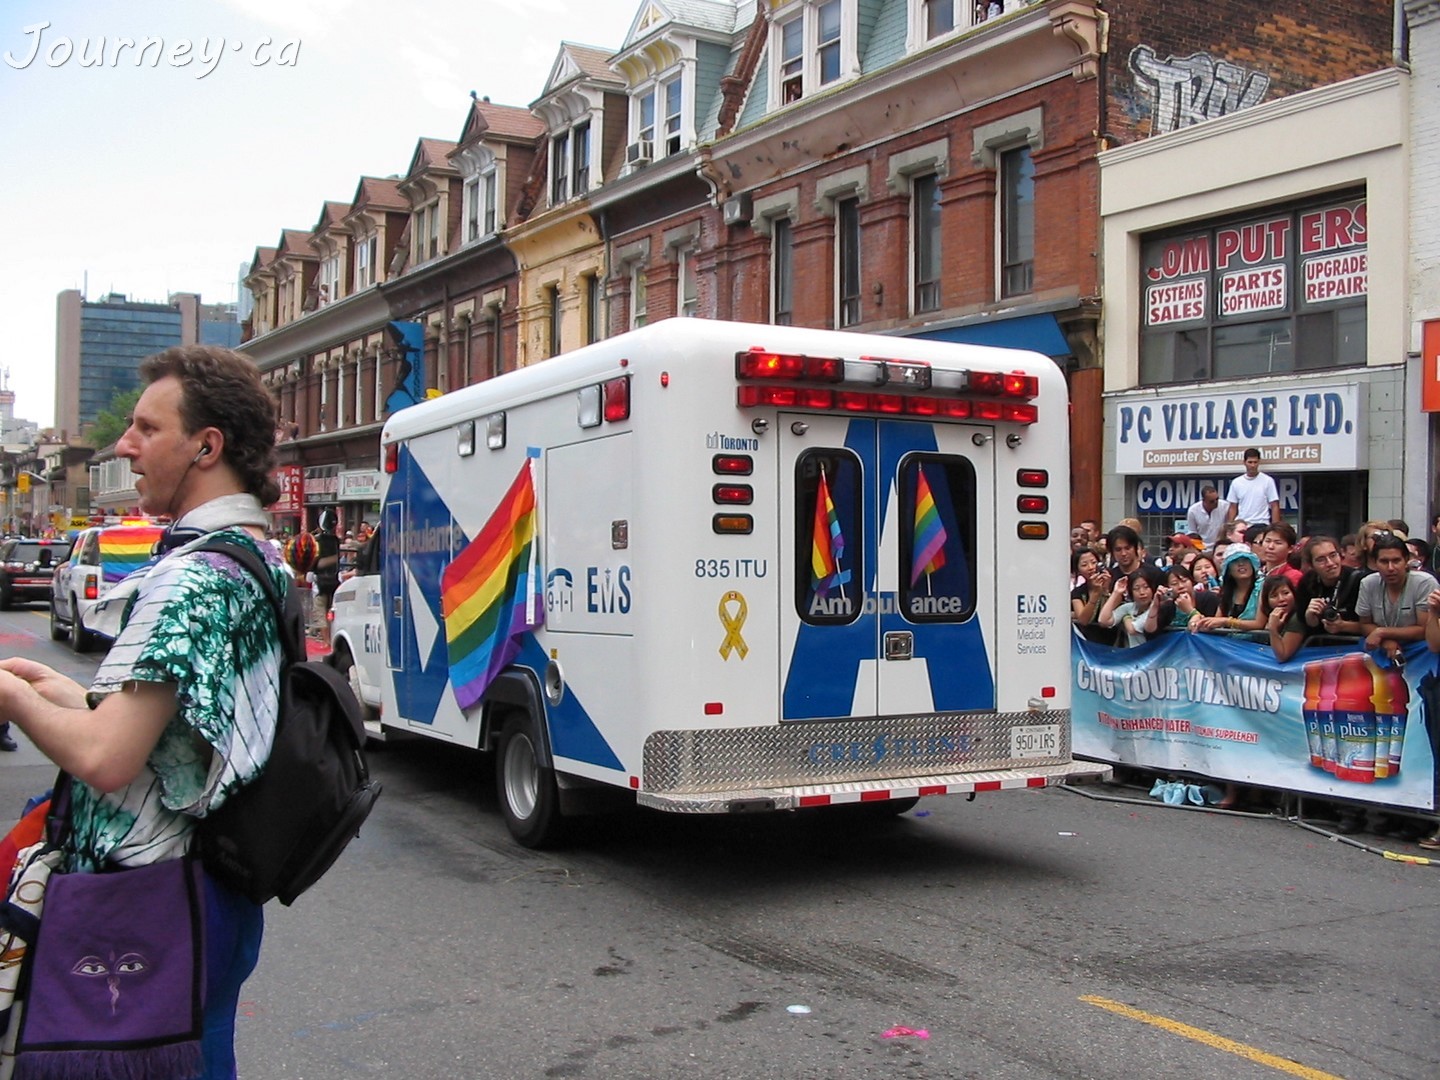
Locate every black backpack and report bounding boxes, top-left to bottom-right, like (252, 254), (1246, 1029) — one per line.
(191, 538), (382, 905)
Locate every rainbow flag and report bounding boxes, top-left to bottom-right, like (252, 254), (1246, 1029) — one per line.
(99, 525), (164, 584)
(910, 468), (948, 586)
(441, 456), (544, 710)
(809, 468), (850, 598)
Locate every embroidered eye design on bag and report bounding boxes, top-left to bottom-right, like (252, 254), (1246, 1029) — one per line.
(71, 950), (152, 1015)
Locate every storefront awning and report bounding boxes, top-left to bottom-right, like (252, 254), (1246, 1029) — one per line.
(910, 313), (1072, 358)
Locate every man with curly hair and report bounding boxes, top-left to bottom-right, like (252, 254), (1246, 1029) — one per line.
(0, 344), (285, 1078)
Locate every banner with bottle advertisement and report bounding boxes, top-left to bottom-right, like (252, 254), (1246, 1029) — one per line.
(1072, 632), (1439, 811)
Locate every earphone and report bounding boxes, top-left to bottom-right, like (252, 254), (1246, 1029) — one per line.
(193, 445), (211, 462)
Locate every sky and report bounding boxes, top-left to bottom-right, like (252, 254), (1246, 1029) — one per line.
(0, 0), (647, 428)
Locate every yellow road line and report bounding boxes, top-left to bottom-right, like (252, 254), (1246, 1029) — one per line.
(1080, 995), (1344, 1080)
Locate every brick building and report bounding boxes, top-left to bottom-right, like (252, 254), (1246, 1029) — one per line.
(238, 0), (1406, 531)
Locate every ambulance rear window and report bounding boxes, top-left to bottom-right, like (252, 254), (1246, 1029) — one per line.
(794, 449), (864, 624)
(898, 455), (976, 623)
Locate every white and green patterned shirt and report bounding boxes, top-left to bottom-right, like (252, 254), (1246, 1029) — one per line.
(70, 529), (286, 872)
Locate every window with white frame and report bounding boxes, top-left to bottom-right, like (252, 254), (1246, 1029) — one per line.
(354, 232), (377, 289)
(677, 248), (697, 317)
(638, 91), (657, 153)
(551, 131), (570, 204)
(465, 177), (480, 242)
(773, 1), (851, 107)
(547, 285), (562, 357)
(630, 264), (648, 329)
(573, 122), (591, 195)
(585, 274), (602, 344)
(412, 203), (440, 265)
(483, 172), (497, 234)
(837, 196), (862, 328)
(662, 78), (683, 156)
(318, 252), (340, 306)
(927, 0), (955, 38)
(1000, 144), (1034, 297)
(772, 217), (794, 325)
(913, 174), (942, 314)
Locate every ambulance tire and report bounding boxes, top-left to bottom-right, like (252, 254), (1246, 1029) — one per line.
(70, 597), (96, 654)
(496, 711), (565, 848)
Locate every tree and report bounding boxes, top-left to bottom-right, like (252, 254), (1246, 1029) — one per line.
(87, 388), (141, 449)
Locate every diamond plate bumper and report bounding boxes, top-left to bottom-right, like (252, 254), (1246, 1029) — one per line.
(635, 760), (1111, 813)
(636, 710), (1111, 812)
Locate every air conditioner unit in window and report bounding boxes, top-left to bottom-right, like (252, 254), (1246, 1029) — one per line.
(626, 140), (653, 166)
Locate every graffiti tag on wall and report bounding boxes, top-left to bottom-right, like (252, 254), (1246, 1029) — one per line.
(1129, 45), (1271, 136)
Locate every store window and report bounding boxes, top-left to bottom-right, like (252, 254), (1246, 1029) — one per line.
(1139, 193), (1368, 386)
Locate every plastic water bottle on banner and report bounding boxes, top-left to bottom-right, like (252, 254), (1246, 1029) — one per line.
(1333, 653), (1378, 783)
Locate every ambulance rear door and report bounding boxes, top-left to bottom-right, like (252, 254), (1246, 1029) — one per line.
(778, 414), (996, 721)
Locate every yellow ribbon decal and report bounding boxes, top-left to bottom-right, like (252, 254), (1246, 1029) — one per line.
(718, 590), (749, 660)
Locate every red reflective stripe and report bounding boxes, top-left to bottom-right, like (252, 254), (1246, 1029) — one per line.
(859, 790), (891, 802)
(798, 795), (831, 807)
(974, 781), (1002, 792)
(1026, 776), (1047, 788)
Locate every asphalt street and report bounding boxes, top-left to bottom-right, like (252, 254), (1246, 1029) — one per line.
(0, 603), (1436, 1079)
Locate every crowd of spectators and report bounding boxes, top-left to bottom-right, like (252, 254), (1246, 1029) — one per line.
(1068, 451), (1440, 846)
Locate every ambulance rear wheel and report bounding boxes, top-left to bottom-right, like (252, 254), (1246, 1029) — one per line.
(496, 713), (564, 848)
(70, 597), (96, 654)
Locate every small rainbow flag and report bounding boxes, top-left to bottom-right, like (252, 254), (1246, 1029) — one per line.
(809, 467), (850, 598)
(441, 456), (544, 710)
(910, 467), (948, 586)
(99, 525), (164, 584)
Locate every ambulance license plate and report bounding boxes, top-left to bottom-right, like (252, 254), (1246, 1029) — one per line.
(1010, 724), (1059, 759)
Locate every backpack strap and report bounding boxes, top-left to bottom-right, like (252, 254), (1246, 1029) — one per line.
(190, 538), (304, 666)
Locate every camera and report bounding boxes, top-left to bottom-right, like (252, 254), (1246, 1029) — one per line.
(1321, 604), (1340, 622)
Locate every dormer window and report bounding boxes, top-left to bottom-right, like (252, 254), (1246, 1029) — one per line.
(927, 0), (955, 38)
(551, 131), (570, 204)
(771, 1), (854, 108)
(354, 231), (377, 290)
(463, 166), (500, 243)
(550, 120), (592, 205)
(412, 202), (441, 265)
(630, 75), (682, 163)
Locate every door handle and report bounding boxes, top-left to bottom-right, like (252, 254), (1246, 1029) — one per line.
(884, 631), (913, 661)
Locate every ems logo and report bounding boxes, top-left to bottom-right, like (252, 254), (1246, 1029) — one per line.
(547, 568), (575, 613)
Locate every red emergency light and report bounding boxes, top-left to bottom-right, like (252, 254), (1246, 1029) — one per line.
(734, 348), (1038, 423)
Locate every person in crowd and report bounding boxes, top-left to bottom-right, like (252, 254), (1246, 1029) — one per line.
(1405, 536), (1431, 572)
(1142, 563), (1218, 634)
(0, 344), (283, 1076)
(1156, 533), (1187, 569)
(1178, 546), (1200, 572)
(1223, 448), (1281, 528)
(1106, 524), (1146, 579)
(1099, 565), (1166, 648)
(1190, 553), (1221, 592)
(1258, 574), (1297, 644)
(1070, 525), (1090, 556)
(1340, 533), (1362, 570)
(1184, 485), (1227, 546)
(1070, 548), (1115, 645)
(1257, 523), (1303, 588)
(1224, 519), (1250, 545)
(1356, 534), (1437, 666)
(1270, 535), (1364, 662)
(1191, 544), (1264, 634)
(1430, 515), (1440, 576)
(312, 512), (341, 644)
(1388, 518), (1410, 536)
(357, 520), (374, 543)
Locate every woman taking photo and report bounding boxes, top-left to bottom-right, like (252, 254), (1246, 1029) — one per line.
(1071, 548), (1115, 645)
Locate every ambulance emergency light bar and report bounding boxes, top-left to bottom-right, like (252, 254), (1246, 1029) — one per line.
(734, 347), (1039, 423)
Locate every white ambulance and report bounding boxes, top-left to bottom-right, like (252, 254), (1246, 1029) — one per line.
(339, 318), (1105, 846)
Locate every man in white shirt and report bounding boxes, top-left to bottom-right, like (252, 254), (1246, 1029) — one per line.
(1184, 485), (1226, 546)
(1223, 448), (1281, 527)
